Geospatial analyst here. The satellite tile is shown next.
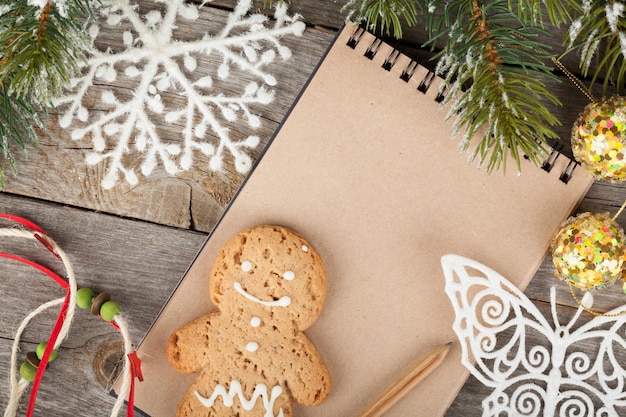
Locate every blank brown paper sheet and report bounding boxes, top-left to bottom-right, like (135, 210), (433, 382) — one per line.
(125, 22), (594, 417)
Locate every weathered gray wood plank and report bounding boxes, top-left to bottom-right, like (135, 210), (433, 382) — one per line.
(3, 2), (333, 233)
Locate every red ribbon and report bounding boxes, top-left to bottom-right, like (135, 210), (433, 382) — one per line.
(0, 214), (46, 234)
(0, 214), (141, 417)
(27, 292), (69, 417)
(127, 351), (144, 414)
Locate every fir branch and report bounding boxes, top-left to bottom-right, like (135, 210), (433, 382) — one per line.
(427, 0), (561, 172)
(263, 0), (285, 6)
(342, 0), (419, 38)
(513, 0), (581, 27)
(0, 0), (95, 103)
(565, 0), (626, 94)
(0, 0), (96, 185)
(0, 84), (44, 187)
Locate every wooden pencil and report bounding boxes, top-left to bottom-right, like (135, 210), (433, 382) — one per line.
(355, 342), (453, 417)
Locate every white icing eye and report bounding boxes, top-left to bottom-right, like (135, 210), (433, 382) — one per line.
(283, 271), (295, 281)
(241, 261), (252, 272)
(301, 245), (308, 252)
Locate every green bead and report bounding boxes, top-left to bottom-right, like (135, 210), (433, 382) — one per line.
(35, 342), (58, 362)
(76, 288), (95, 309)
(100, 300), (121, 322)
(19, 361), (38, 382)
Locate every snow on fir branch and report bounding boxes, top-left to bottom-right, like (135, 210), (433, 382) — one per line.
(342, 0), (418, 38)
(28, 0), (72, 18)
(2, 0), (626, 187)
(52, 0), (305, 189)
(345, 0), (626, 172)
(425, 0), (562, 172)
(566, 0), (626, 92)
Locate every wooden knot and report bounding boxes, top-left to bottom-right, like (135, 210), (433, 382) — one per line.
(92, 341), (125, 390)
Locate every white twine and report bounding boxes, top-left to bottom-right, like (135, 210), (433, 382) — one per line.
(0, 227), (77, 349)
(4, 298), (65, 417)
(111, 315), (133, 417)
(1, 225), (136, 417)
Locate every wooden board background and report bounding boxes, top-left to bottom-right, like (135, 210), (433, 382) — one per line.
(1, 1), (625, 416)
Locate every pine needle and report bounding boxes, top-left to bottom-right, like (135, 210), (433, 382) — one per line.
(342, 0), (419, 38)
(564, 0), (626, 95)
(426, 0), (561, 172)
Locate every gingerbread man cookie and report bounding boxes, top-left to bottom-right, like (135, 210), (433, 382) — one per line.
(166, 225), (331, 417)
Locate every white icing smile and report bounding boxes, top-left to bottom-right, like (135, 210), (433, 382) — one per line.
(234, 282), (291, 307)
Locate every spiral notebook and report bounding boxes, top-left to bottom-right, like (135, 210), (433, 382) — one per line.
(124, 22), (594, 416)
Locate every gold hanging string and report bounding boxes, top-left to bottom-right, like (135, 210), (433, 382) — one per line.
(551, 57), (596, 103)
(569, 283), (626, 317)
(612, 198), (626, 222)
(507, 32), (595, 103)
(508, 35), (626, 313)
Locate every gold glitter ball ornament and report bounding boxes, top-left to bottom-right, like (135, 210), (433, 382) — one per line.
(551, 212), (626, 291)
(571, 95), (626, 182)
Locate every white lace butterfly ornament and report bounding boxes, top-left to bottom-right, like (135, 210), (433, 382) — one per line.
(442, 254), (626, 417)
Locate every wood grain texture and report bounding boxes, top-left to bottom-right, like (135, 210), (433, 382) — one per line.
(0, 1), (623, 416)
(1, 0), (609, 234)
(3, 2), (333, 233)
(0, 193), (207, 416)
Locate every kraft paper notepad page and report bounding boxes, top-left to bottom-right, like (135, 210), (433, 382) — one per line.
(127, 22), (595, 416)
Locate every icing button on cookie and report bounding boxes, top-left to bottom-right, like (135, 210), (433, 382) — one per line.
(245, 341), (259, 352)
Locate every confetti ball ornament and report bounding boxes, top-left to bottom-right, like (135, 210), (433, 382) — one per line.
(551, 212), (626, 292)
(571, 95), (626, 182)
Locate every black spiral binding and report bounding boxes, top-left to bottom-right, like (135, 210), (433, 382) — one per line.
(364, 38), (382, 60)
(417, 70), (436, 94)
(400, 60), (419, 82)
(382, 49), (401, 71)
(537, 142), (579, 183)
(345, 25), (580, 184)
(434, 87), (447, 103)
(541, 143), (564, 173)
(346, 26), (365, 49)
(559, 159), (579, 184)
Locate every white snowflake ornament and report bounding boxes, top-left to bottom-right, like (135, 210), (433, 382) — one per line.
(54, 0), (305, 189)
